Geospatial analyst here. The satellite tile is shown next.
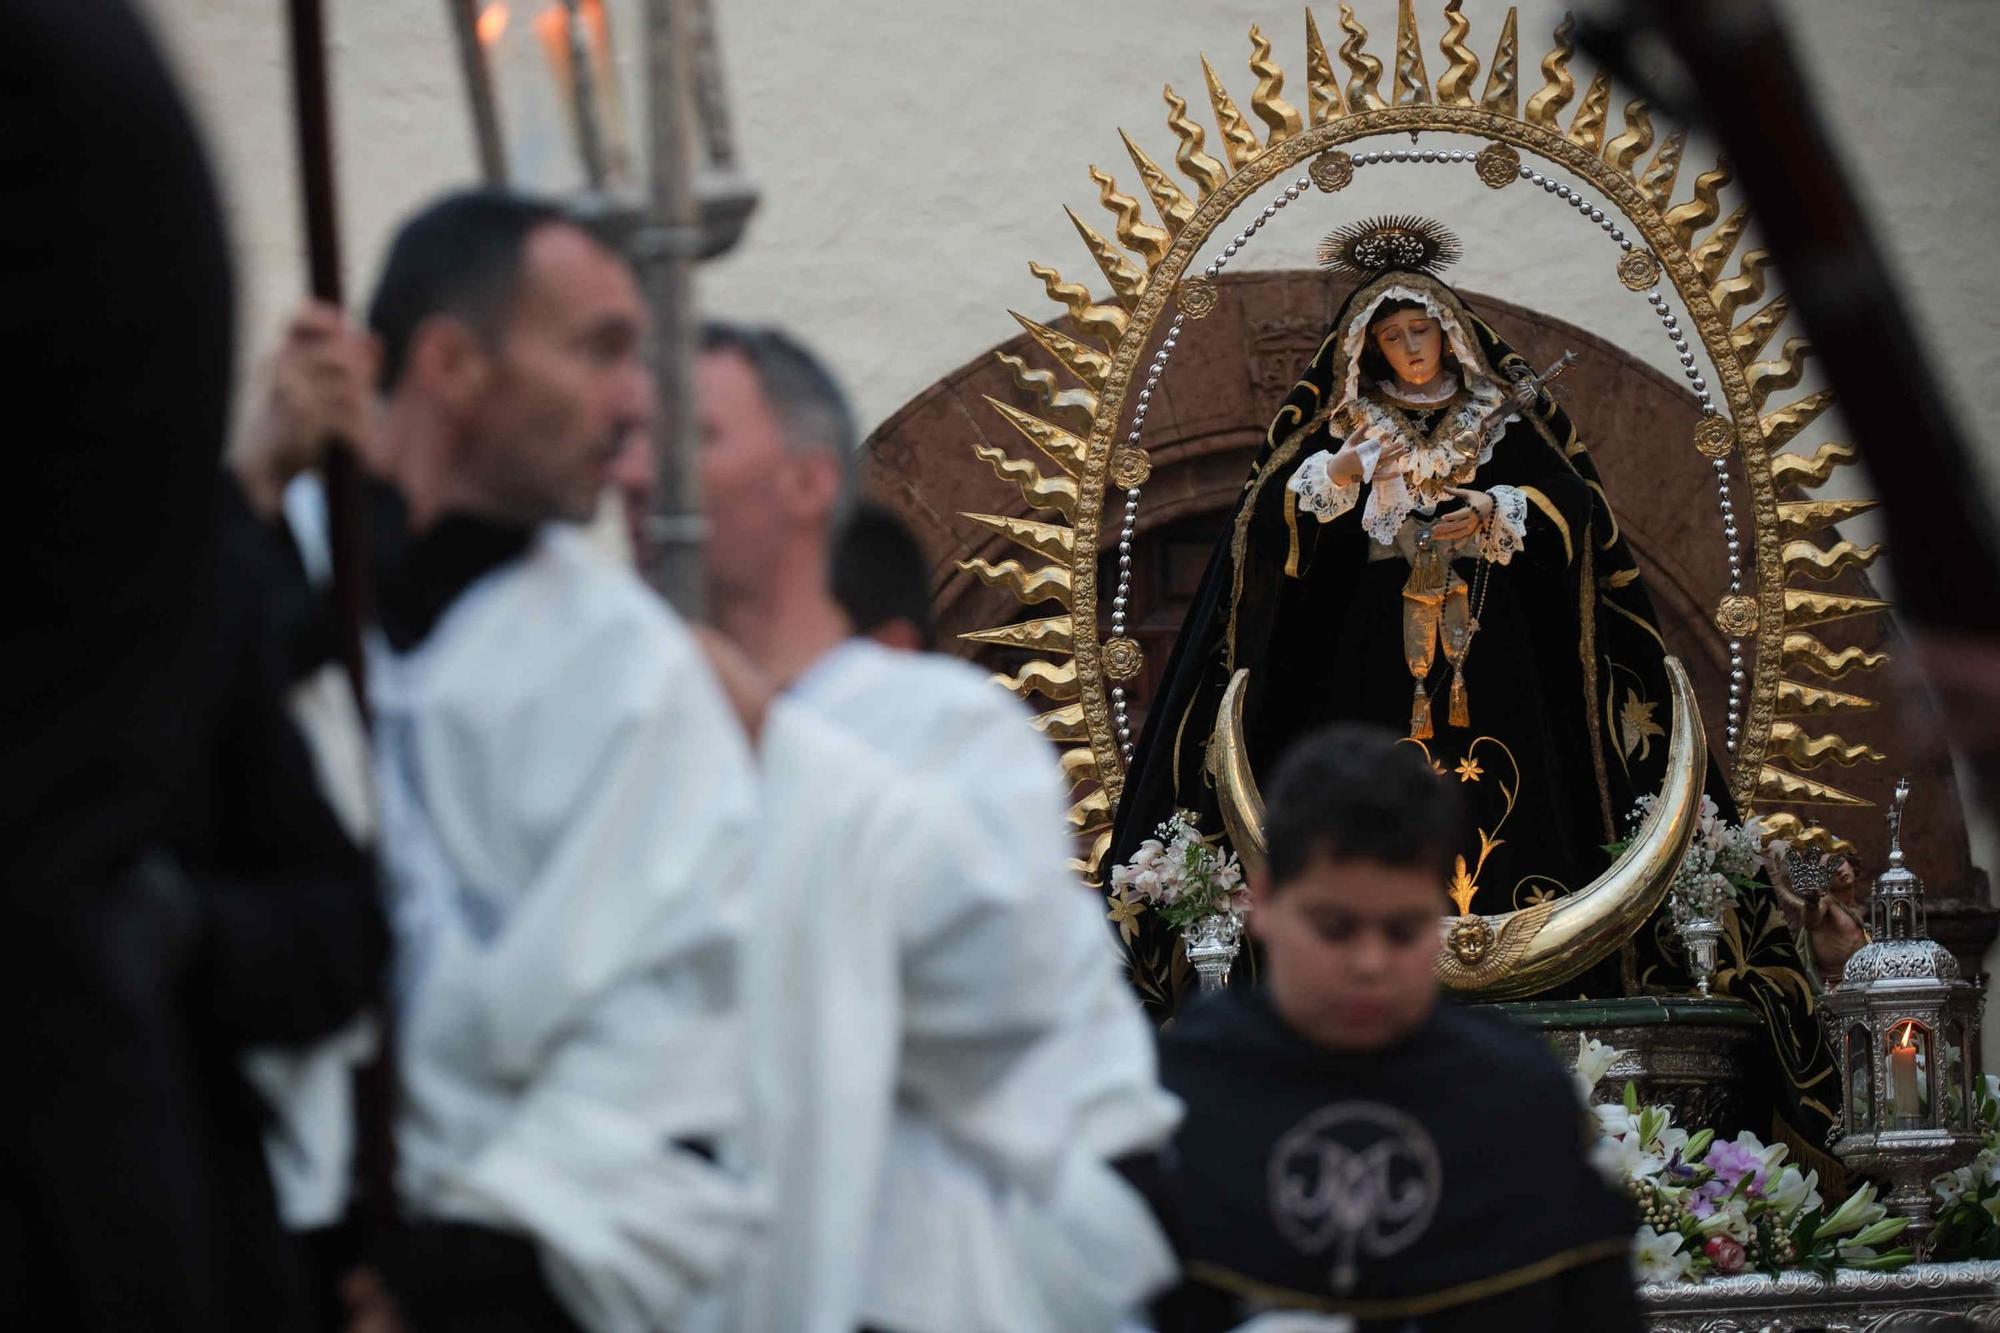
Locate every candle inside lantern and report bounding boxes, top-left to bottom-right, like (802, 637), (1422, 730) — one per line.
(1890, 1022), (1921, 1121)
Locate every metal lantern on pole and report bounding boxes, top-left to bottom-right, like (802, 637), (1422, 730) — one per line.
(1823, 779), (1986, 1249)
(444, 0), (757, 609)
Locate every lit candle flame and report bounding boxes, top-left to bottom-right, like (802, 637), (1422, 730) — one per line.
(477, 3), (509, 46)
(1898, 1021), (1916, 1049)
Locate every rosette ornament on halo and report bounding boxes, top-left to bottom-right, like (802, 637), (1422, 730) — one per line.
(1316, 213), (1464, 281)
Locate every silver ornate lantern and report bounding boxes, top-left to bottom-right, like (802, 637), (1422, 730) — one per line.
(1823, 779), (1986, 1249)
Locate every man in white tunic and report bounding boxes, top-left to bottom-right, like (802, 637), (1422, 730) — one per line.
(694, 325), (1181, 1332)
(278, 193), (765, 1333)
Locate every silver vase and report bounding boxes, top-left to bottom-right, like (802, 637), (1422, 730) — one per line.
(1680, 916), (1723, 996)
(1184, 911), (1244, 993)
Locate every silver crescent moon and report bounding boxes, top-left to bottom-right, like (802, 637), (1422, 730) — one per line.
(1207, 657), (1707, 999)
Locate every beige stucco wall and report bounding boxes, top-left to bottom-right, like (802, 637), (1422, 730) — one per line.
(141, 0), (1996, 456)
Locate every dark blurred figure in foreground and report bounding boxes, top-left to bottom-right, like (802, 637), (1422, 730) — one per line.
(0, 5), (386, 1329)
(1155, 725), (1640, 1332)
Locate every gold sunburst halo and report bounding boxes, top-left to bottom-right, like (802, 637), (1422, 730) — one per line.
(1317, 213), (1464, 278)
(952, 6), (1894, 874)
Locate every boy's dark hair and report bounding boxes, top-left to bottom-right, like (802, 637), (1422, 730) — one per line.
(831, 501), (935, 650)
(368, 189), (606, 391)
(1355, 296), (1463, 389)
(1263, 724), (1466, 888)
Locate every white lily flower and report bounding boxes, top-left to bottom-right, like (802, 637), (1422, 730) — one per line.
(1573, 1037), (1624, 1102)
(1767, 1166), (1821, 1218)
(1632, 1225), (1695, 1284)
(1594, 1103), (1640, 1139)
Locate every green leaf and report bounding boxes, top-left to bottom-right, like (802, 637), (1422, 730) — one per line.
(1849, 1216), (1910, 1248)
(1844, 1248), (1914, 1272)
(1624, 1080), (1640, 1114)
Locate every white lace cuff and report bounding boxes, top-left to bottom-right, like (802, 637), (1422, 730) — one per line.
(1478, 484), (1530, 565)
(1287, 451), (1360, 523)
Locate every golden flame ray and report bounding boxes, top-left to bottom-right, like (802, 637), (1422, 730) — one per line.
(994, 351), (1098, 437)
(986, 396), (1091, 477)
(1436, 0), (1479, 106)
(1067, 786), (1112, 835)
(1027, 702), (1090, 743)
(1247, 24), (1304, 142)
(1782, 538), (1882, 580)
(1758, 386), (1834, 450)
(1481, 6), (1519, 116)
(1027, 261), (1128, 348)
(1201, 55), (1262, 169)
(962, 510), (1076, 563)
(1523, 12), (1576, 128)
(1691, 205), (1751, 286)
(1777, 679), (1879, 716)
(1010, 310), (1111, 390)
(1337, 3), (1387, 111)
(972, 441), (1080, 520)
(1119, 129), (1197, 237)
(1636, 128), (1687, 210)
(1781, 631), (1888, 679)
(1664, 157), (1732, 248)
(1711, 249), (1773, 321)
(1768, 721), (1885, 770)
(1089, 167), (1172, 270)
(1162, 84), (1229, 198)
(1731, 296), (1791, 363)
(997, 656), (1080, 702)
(959, 614), (1074, 654)
(1758, 814), (1857, 856)
(1602, 100), (1654, 172)
(1564, 71), (1612, 154)
(1777, 497), (1877, 537)
(957, 556), (1073, 609)
(1393, 0), (1432, 106)
(1784, 588), (1890, 629)
(1304, 8), (1346, 123)
(1065, 207), (1149, 308)
(1770, 440), (1857, 491)
(1757, 766), (1871, 807)
(1058, 745), (1101, 791)
(1744, 337), (1813, 408)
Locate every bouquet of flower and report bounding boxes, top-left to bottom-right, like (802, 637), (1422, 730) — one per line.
(1616, 794), (1769, 920)
(1108, 812), (1247, 931)
(1930, 1074), (2000, 1260)
(1572, 1038), (1913, 1284)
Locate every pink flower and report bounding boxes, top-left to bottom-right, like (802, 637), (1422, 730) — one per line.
(1704, 1236), (1746, 1275)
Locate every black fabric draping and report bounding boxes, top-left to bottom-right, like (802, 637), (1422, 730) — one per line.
(0, 8), (387, 1327)
(1107, 271), (1839, 1151)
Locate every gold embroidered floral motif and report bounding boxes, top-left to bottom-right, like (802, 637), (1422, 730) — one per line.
(1619, 692), (1665, 762)
(1454, 756), (1484, 783)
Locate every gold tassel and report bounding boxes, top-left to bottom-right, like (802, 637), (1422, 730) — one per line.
(1448, 667), (1470, 729)
(1411, 682), (1434, 740)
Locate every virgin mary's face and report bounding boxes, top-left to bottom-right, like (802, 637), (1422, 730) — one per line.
(1371, 307), (1444, 386)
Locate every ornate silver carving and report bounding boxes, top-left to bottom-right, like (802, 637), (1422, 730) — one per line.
(1639, 1260), (2000, 1330)
(1842, 938), (1962, 984)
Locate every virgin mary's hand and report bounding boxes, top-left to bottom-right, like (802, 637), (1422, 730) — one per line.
(1430, 487), (1494, 544)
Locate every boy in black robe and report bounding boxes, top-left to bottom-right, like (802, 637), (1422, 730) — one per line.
(1155, 725), (1641, 1331)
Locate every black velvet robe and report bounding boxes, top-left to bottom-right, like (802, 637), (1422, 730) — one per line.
(1107, 272), (1841, 1156)
(1153, 990), (1642, 1332)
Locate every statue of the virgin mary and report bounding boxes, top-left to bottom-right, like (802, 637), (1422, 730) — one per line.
(1117, 217), (1673, 915)
(1110, 218), (1837, 1152)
